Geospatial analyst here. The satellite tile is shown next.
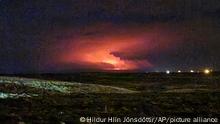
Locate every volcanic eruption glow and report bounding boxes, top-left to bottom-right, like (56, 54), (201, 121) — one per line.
(43, 23), (183, 71)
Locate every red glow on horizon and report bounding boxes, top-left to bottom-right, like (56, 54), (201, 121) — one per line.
(60, 36), (152, 70)
(43, 23), (183, 71)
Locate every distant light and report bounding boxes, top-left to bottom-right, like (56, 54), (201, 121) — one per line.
(204, 69), (210, 74)
(166, 70), (170, 74)
(178, 70), (181, 73)
(190, 70), (194, 73)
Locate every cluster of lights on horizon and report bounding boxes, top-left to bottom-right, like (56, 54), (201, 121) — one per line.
(163, 69), (212, 75)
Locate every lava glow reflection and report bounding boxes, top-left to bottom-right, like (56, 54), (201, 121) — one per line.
(45, 23), (182, 71)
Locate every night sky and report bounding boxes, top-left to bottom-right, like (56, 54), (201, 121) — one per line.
(1, 0), (220, 73)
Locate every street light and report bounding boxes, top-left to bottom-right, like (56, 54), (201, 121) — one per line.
(166, 70), (170, 74)
(204, 69), (210, 74)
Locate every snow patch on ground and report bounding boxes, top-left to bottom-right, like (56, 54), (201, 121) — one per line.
(0, 76), (138, 95)
(0, 92), (38, 99)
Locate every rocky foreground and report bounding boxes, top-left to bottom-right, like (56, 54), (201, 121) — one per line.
(0, 76), (137, 99)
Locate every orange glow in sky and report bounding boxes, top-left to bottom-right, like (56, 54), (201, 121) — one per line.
(61, 36), (150, 70)
(45, 23), (182, 71)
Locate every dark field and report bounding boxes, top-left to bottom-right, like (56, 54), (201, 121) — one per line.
(0, 72), (220, 123)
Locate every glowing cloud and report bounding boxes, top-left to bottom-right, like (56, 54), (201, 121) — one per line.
(43, 23), (183, 71)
